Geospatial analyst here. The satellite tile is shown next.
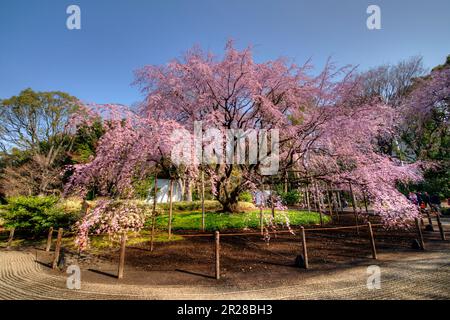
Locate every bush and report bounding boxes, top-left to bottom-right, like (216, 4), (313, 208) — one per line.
(280, 190), (300, 206)
(74, 199), (150, 250)
(0, 196), (79, 235)
(238, 191), (253, 202)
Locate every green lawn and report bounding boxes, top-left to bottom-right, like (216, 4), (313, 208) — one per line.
(154, 209), (329, 231)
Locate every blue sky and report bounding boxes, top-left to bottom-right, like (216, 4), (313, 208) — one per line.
(1, 0), (449, 106)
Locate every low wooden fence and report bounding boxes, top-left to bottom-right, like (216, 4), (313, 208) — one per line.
(1, 212), (447, 280)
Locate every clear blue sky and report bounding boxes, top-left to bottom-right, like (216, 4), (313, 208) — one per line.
(1, 0), (449, 106)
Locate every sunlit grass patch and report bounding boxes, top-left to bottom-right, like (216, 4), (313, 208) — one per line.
(154, 209), (329, 232)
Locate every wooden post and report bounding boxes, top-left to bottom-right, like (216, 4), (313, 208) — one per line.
(150, 214), (156, 252)
(6, 228), (15, 249)
(306, 184), (311, 213)
(284, 171), (288, 193)
(435, 212), (446, 241)
(348, 182), (359, 235)
(302, 188), (307, 208)
(118, 233), (127, 279)
(311, 183), (318, 212)
(52, 228), (63, 269)
(270, 180), (275, 218)
(168, 179), (173, 240)
(150, 173), (158, 251)
(45, 227), (53, 252)
(260, 206), (264, 235)
(201, 167), (205, 232)
(336, 190), (342, 222)
(215, 231), (220, 280)
(415, 218), (425, 250)
(425, 209), (434, 230)
(363, 191), (369, 214)
(326, 184), (333, 217)
(313, 182), (324, 227)
(300, 226), (309, 269)
(367, 222), (377, 259)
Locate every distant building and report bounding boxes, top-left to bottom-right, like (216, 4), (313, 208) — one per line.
(145, 178), (183, 204)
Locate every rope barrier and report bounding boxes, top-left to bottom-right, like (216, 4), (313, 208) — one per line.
(171, 223), (386, 238)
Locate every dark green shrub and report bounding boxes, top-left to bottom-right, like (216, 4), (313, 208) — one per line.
(280, 190), (300, 206)
(0, 196), (79, 235)
(238, 191), (253, 203)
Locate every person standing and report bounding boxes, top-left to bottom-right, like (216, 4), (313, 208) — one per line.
(408, 192), (418, 205)
(422, 192), (431, 209)
(430, 194), (441, 214)
(416, 192), (423, 207)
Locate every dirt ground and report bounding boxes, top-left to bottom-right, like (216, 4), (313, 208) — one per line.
(26, 212), (445, 290)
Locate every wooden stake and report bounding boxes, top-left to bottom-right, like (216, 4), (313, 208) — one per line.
(260, 206), (264, 235)
(118, 233), (127, 279)
(435, 212), (446, 241)
(336, 190), (342, 222)
(425, 209), (434, 230)
(284, 172), (288, 193)
(270, 180), (275, 218)
(415, 218), (425, 250)
(150, 214), (156, 252)
(201, 167), (205, 232)
(302, 188), (307, 208)
(52, 228), (63, 269)
(45, 227), (53, 252)
(313, 182), (323, 227)
(348, 182), (359, 235)
(367, 222), (377, 259)
(363, 191), (369, 214)
(150, 173), (158, 251)
(168, 179), (173, 240)
(215, 231), (220, 280)
(326, 184), (333, 217)
(311, 183), (318, 212)
(300, 226), (309, 269)
(6, 228), (15, 249)
(306, 184), (311, 212)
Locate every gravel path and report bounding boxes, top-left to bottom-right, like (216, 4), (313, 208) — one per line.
(1, 245), (449, 300)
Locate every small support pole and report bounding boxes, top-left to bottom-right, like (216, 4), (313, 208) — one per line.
(52, 228), (63, 269)
(326, 184), (333, 217)
(118, 232), (127, 279)
(435, 212), (446, 241)
(367, 222), (377, 259)
(363, 191), (369, 214)
(201, 167), (205, 232)
(336, 190), (342, 222)
(270, 180), (275, 218)
(284, 171), (288, 193)
(348, 182), (359, 235)
(150, 214), (156, 252)
(415, 218), (425, 250)
(306, 184), (311, 213)
(425, 209), (434, 230)
(150, 173), (158, 251)
(46, 227), (53, 252)
(300, 226), (309, 269)
(313, 182), (324, 227)
(259, 206), (264, 236)
(168, 179), (173, 240)
(6, 228), (15, 249)
(215, 231), (220, 280)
